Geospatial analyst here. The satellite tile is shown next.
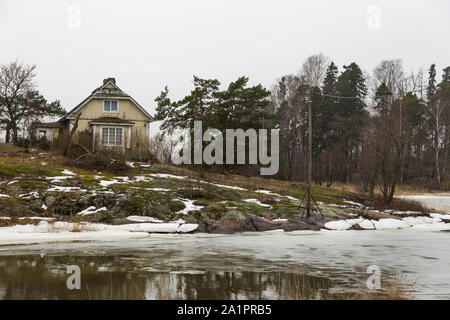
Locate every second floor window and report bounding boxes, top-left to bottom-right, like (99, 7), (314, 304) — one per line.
(104, 100), (118, 112)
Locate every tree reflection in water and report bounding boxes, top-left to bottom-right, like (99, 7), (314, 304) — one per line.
(0, 255), (336, 300)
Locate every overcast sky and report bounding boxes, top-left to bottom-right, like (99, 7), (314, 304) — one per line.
(1, 0), (449, 117)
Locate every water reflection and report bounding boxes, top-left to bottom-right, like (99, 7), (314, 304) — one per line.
(0, 255), (336, 300)
(1, 229), (449, 299)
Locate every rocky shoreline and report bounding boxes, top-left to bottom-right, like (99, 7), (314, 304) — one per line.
(1, 148), (449, 239)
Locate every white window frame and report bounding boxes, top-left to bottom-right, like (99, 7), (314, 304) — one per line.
(103, 100), (119, 113)
(100, 126), (124, 147)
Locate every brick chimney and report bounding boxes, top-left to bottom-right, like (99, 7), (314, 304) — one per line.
(103, 77), (116, 85)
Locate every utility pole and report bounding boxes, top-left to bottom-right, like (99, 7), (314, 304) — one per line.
(306, 88), (312, 218)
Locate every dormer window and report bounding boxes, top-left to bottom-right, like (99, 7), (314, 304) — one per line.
(103, 100), (118, 113)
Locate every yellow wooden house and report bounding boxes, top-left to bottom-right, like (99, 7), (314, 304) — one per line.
(35, 78), (153, 151)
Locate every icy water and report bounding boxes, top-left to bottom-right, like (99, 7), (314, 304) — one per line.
(1, 230), (450, 300)
(397, 194), (450, 212)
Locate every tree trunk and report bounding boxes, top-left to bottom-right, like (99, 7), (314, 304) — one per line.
(12, 125), (18, 144)
(434, 116), (441, 190)
(387, 180), (396, 204)
(64, 113), (81, 156)
(5, 124), (10, 143)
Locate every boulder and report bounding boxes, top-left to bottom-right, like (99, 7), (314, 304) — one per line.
(44, 196), (56, 207)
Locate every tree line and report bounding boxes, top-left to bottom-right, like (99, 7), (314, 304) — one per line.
(156, 55), (450, 201)
(1, 57), (449, 202)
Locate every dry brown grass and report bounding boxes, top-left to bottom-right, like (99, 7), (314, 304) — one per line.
(371, 197), (427, 213)
(0, 216), (42, 227)
(46, 221), (98, 233)
(278, 272), (413, 300)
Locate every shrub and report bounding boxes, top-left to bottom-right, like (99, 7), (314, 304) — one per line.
(130, 131), (174, 163)
(15, 135), (52, 151)
(71, 149), (129, 174)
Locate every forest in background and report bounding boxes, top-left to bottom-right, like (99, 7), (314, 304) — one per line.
(155, 55), (450, 202)
(1, 55), (449, 204)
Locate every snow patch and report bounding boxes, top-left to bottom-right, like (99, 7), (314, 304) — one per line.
(47, 186), (86, 192)
(324, 220), (353, 230)
(372, 218), (412, 230)
(77, 206), (107, 216)
(177, 199), (204, 214)
(126, 216), (163, 223)
(99, 179), (119, 187)
(243, 199), (272, 208)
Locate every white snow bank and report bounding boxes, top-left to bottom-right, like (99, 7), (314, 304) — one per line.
(0, 220), (200, 245)
(244, 198), (272, 208)
(99, 179), (119, 187)
(61, 169), (76, 175)
(0, 229), (149, 245)
(344, 200), (365, 208)
(410, 223), (450, 231)
(208, 182), (246, 191)
(150, 173), (187, 180)
(177, 224), (199, 233)
(358, 219), (376, 230)
(177, 199), (204, 214)
(126, 216), (163, 223)
(372, 218), (412, 230)
(391, 210), (422, 216)
(256, 190), (298, 201)
(0, 194), (9, 198)
(324, 220), (353, 230)
(46, 176), (71, 183)
(47, 186), (86, 192)
(18, 217), (54, 221)
(430, 213), (450, 220)
(131, 186), (171, 192)
(98, 175), (155, 187)
(402, 216), (441, 225)
(77, 206), (107, 216)
(18, 191), (39, 199)
(115, 223), (180, 233)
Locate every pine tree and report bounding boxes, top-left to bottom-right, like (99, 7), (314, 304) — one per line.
(427, 64), (436, 102)
(334, 62), (368, 182)
(374, 82), (392, 113)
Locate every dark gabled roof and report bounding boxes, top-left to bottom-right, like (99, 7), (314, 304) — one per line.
(33, 122), (63, 129)
(59, 79), (153, 122)
(88, 117), (135, 125)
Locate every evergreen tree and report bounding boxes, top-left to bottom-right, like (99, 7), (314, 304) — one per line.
(374, 82), (392, 113)
(427, 63), (436, 102)
(334, 62), (368, 139)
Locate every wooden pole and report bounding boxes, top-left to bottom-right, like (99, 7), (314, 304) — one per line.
(307, 89), (312, 218)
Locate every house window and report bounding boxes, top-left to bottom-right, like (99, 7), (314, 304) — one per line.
(101, 127), (123, 146)
(103, 100), (118, 113)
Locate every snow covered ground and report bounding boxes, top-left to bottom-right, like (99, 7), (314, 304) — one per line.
(0, 220), (199, 245)
(324, 214), (450, 231)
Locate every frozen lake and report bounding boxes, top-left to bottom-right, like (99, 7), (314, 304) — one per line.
(1, 229), (450, 299)
(397, 194), (450, 212)
(1, 194), (449, 300)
